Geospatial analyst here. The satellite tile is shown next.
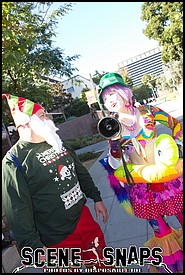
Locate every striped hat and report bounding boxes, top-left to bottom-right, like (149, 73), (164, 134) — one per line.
(2, 94), (43, 127)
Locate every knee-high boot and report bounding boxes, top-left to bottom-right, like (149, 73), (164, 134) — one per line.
(175, 211), (183, 229)
(174, 211), (183, 250)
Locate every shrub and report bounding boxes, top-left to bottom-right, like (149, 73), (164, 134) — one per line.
(78, 151), (102, 162)
(64, 134), (105, 150)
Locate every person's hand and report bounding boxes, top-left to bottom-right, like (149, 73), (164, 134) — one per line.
(109, 139), (121, 158)
(94, 201), (108, 223)
(110, 139), (119, 151)
(174, 140), (183, 158)
(177, 144), (183, 158)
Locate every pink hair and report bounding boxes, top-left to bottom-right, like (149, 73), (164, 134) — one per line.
(102, 84), (133, 105)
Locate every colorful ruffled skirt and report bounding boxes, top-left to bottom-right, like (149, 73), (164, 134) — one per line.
(129, 177), (183, 273)
(145, 227), (183, 273)
(129, 177), (183, 219)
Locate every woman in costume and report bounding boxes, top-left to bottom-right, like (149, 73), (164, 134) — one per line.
(97, 72), (183, 273)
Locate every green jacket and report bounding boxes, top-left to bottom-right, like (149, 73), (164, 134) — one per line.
(2, 140), (102, 249)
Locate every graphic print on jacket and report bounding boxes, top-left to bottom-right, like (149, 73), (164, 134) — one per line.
(35, 144), (83, 210)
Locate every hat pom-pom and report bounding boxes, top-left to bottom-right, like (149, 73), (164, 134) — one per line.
(12, 107), (30, 127)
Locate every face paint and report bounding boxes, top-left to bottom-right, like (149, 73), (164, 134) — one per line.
(103, 90), (125, 112)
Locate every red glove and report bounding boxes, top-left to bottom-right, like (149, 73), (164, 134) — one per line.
(109, 139), (121, 158)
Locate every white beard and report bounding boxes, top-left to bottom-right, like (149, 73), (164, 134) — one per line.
(28, 114), (63, 153)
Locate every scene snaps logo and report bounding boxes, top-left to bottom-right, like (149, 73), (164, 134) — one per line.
(12, 245), (173, 273)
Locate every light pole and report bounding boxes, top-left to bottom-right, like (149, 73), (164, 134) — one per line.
(148, 80), (158, 99)
(163, 64), (179, 95)
(89, 74), (106, 117)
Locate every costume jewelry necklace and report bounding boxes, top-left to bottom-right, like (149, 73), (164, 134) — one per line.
(120, 107), (147, 159)
(118, 107), (140, 154)
(120, 107), (137, 131)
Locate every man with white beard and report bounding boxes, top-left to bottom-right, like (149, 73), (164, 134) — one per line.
(2, 94), (109, 271)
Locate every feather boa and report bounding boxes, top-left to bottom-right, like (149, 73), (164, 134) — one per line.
(99, 157), (134, 216)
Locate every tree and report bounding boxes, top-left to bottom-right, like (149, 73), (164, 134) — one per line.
(141, 2), (183, 63)
(80, 88), (90, 102)
(132, 85), (152, 102)
(47, 81), (74, 121)
(142, 74), (159, 98)
(91, 71), (107, 85)
(2, 2), (79, 124)
(142, 74), (157, 89)
(118, 67), (133, 88)
(155, 75), (170, 92)
(64, 98), (90, 118)
(167, 56), (183, 86)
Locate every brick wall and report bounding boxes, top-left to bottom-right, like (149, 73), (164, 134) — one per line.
(57, 113), (99, 140)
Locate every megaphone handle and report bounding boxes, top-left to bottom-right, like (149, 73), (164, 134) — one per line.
(118, 142), (135, 186)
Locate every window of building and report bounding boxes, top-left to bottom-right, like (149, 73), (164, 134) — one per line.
(67, 87), (75, 93)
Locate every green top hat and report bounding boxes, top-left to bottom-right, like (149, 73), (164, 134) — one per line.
(98, 72), (126, 104)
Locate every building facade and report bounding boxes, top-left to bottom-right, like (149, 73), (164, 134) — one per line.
(42, 74), (96, 99)
(118, 47), (164, 86)
(59, 75), (95, 99)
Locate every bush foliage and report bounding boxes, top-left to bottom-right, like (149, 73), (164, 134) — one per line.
(65, 134), (105, 150)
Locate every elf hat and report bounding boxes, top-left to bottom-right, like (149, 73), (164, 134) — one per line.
(2, 93), (43, 127)
(98, 72), (127, 104)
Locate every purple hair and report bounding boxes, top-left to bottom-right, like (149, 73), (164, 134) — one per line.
(102, 84), (133, 105)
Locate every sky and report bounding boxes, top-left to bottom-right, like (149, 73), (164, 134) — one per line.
(49, 2), (159, 79)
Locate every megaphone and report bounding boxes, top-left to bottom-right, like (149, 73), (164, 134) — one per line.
(97, 116), (122, 139)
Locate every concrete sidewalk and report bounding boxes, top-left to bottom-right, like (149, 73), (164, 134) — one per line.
(85, 96), (183, 273)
